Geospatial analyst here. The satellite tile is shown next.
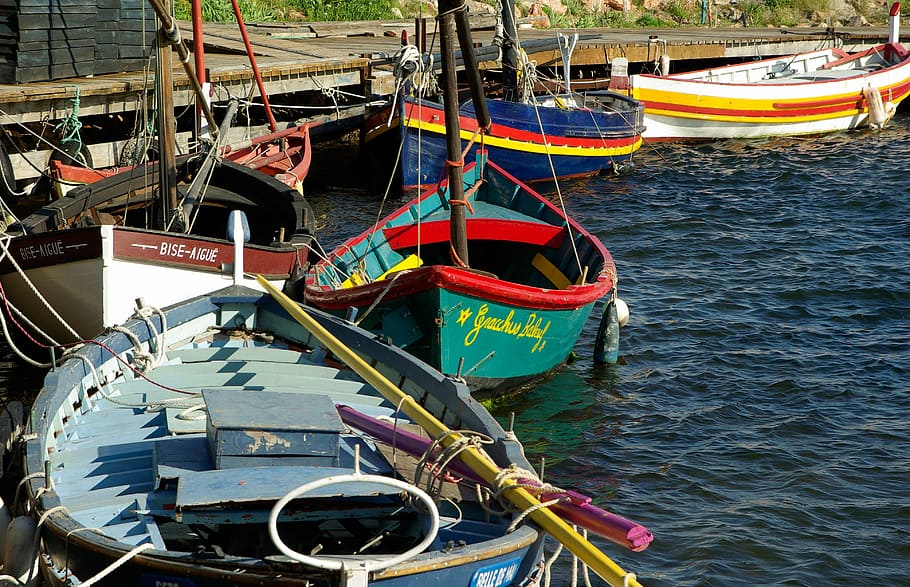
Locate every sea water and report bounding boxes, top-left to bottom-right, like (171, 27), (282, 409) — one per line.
(492, 113), (910, 586)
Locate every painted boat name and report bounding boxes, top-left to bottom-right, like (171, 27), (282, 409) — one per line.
(459, 303), (551, 352)
(157, 242), (219, 262)
(469, 558), (521, 587)
(18, 239), (85, 260)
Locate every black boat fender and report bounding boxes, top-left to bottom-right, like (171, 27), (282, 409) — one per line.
(594, 292), (629, 364)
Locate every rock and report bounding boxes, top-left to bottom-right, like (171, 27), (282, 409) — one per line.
(845, 14), (870, 26)
(537, 0), (568, 16)
(466, 0), (496, 15)
(526, 3), (552, 27)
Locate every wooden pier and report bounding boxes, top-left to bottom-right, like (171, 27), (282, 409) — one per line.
(0, 18), (892, 191)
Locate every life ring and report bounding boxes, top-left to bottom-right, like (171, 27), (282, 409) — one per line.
(267, 472), (440, 573)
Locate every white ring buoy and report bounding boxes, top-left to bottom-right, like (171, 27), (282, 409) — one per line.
(267, 473), (440, 573)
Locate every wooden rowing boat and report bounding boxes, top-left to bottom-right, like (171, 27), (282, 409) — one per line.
(631, 3), (910, 140)
(12, 285), (548, 586)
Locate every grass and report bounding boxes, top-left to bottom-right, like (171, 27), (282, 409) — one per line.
(174, 0), (395, 22)
(174, 0), (891, 26)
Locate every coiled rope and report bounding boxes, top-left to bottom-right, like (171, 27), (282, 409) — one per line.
(54, 87), (86, 166)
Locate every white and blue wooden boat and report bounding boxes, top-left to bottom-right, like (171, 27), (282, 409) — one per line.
(16, 285), (551, 586)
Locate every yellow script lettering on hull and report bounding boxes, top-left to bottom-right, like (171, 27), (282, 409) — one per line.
(462, 304), (551, 352)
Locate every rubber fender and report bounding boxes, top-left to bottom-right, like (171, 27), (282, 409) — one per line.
(2, 515), (37, 579)
(594, 299), (620, 364)
(0, 498), (10, 563)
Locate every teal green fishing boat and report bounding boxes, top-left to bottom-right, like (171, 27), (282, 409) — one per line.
(304, 150), (623, 392)
(304, 0), (626, 394)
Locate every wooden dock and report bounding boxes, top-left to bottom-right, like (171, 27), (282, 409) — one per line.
(0, 19), (892, 188)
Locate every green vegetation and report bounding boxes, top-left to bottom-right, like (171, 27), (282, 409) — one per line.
(173, 0), (396, 23)
(173, 0), (889, 26)
(736, 0), (890, 27)
(295, 0), (395, 21)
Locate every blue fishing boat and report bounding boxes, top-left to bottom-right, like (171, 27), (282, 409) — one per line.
(13, 282), (646, 587)
(363, 0), (644, 190)
(13, 285), (548, 586)
(364, 91), (645, 190)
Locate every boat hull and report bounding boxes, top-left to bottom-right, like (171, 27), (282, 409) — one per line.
(36, 525), (542, 587)
(305, 156), (615, 393)
(631, 43), (910, 140)
(0, 158), (314, 343)
(0, 225), (303, 341)
(50, 124), (313, 198)
(308, 265), (601, 390)
(365, 94), (644, 189)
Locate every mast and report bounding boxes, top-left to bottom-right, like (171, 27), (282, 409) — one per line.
(230, 0), (278, 132)
(438, 0), (469, 267)
(453, 6), (491, 129)
(438, 0), (492, 268)
(154, 4), (178, 227)
(498, 0), (520, 101)
(147, 0), (220, 137)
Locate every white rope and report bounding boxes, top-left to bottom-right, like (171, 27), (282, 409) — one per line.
(506, 496), (562, 534)
(217, 97), (387, 112)
(542, 540), (563, 587)
(14, 472), (46, 514)
(133, 304), (167, 367)
(79, 542), (155, 587)
(0, 302), (54, 368)
(174, 402), (207, 420)
(0, 235), (82, 342)
(71, 352), (111, 408)
(108, 302), (166, 374)
(111, 325), (154, 373)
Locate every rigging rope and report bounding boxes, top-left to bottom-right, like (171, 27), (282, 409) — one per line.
(54, 87), (86, 166)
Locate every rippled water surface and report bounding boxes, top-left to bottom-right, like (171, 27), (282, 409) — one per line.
(4, 112), (909, 586)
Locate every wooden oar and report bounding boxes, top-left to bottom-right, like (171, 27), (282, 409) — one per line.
(336, 404), (654, 552)
(256, 276), (644, 587)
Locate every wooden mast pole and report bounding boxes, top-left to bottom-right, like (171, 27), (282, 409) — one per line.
(438, 0), (470, 267)
(147, 0), (220, 138)
(452, 4), (491, 129)
(498, 0), (520, 101)
(154, 2), (178, 225)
